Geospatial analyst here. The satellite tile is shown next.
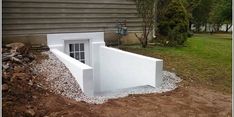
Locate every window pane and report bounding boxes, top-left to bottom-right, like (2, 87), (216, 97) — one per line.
(80, 43), (84, 51)
(80, 52), (85, 59)
(75, 44), (79, 51)
(81, 60), (85, 63)
(70, 53), (74, 57)
(75, 52), (79, 60)
(69, 44), (74, 52)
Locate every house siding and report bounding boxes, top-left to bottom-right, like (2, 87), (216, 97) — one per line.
(3, 0), (142, 36)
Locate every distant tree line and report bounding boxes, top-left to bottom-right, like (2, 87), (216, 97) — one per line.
(135, 0), (232, 47)
(183, 0), (232, 33)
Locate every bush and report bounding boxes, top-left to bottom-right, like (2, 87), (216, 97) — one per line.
(156, 0), (189, 46)
(187, 31), (194, 37)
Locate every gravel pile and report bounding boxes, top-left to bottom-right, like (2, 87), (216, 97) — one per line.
(34, 51), (182, 104)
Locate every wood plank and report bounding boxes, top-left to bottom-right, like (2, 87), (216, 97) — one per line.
(3, 13), (139, 19)
(3, 8), (137, 14)
(3, 23), (142, 30)
(3, 0), (135, 5)
(3, 2), (136, 9)
(3, 27), (141, 35)
(3, 18), (142, 24)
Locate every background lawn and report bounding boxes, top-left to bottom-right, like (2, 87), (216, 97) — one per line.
(120, 34), (232, 94)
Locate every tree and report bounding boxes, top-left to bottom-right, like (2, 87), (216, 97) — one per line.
(209, 0), (232, 32)
(191, 0), (213, 32)
(135, 0), (155, 48)
(156, 0), (189, 46)
(181, 0), (201, 31)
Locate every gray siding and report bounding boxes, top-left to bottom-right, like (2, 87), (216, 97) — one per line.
(3, 0), (142, 36)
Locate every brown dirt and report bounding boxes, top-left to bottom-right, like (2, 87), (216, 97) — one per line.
(2, 50), (232, 117)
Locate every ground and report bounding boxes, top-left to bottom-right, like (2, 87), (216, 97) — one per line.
(2, 34), (232, 117)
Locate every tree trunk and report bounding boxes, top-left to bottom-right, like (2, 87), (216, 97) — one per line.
(204, 24), (207, 32)
(141, 37), (148, 48)
(226, 24), (232, 32)
(189, 21), (192, 31)
(226, 24), (229, 32)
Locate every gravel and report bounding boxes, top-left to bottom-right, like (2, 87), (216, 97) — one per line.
(34, 51), (182, 104)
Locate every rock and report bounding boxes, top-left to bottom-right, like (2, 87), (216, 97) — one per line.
(26, 105), (33, 109)
(2, 64), (9, 70)
(14, 66), (25, 73)
(23, 58), (30, 62)
(28, 80), (33, 86)
(32, 96), (38, 99)
(27, 53), (35, 60)
(25, 109), (35, 117)
(6, 43), (25, 53)
(12, 73), (28, 80)
(2, 84), (9, 91)
(2, 72), (9, 79)
(16, 55), (23, 59)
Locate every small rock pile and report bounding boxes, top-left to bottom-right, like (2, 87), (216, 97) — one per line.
(3, 43), (35, 64)
(2, 43), (47, 117)
(2, 43), (36, 92)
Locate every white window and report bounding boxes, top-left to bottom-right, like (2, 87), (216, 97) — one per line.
(65, 40), (90, 65)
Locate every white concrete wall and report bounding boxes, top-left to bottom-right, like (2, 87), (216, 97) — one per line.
(47, 32), (105, 66)
(98, 46), (163, 93)
(47, 32), (163, 96)
(50, 49), (94, 96)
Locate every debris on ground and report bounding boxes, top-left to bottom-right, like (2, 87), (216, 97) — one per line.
(2, 43), (50, 116)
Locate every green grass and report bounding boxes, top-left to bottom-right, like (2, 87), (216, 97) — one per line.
(120, 34), (232, 93)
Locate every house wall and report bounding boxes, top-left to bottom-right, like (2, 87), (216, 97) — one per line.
(3, 0), (142, 44)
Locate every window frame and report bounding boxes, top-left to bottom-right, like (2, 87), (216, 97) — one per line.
(65, 40), (90, 65)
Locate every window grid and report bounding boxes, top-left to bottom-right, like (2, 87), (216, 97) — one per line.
(69, 43), (85, 63)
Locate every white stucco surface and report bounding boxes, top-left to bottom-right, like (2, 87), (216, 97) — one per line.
(99, 46), (163, 93)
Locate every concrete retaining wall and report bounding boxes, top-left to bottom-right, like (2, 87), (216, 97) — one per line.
(50, 49), (94, 96)
(47, 32), (163, 96)
(98, 46), (163, 93)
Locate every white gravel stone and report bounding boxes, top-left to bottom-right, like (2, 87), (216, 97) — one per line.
(33, 51), (182, 104)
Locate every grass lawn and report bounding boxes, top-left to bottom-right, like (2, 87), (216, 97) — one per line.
(120, 33), (232, 94)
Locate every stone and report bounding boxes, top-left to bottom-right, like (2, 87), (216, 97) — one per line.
(6, 43), (25, 53)
(12, 73), (28, 80)
(27, 53), (35, 60)
(32, 96), (38, 99)
(16, 55), (23, 59)
(2, 84), (9, 91)
(23, 58), (30, 62)
(14, 66), (25, 73)
(25, 109), (35, 117)
(2, 64), (9, 70)
(28, 80), (33, 86)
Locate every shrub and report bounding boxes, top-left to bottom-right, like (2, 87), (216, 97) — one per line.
(156, 0), (189, 46)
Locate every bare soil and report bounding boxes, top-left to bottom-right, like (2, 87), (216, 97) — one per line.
(2, 50), (232, 117)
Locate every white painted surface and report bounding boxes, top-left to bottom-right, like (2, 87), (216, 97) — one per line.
(50, 49), (94, 96)
(47, 32), (163, 96)
(91, 42), (105, 93)
(47, 32), (105, 66)
(99, 46), (163, 93)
